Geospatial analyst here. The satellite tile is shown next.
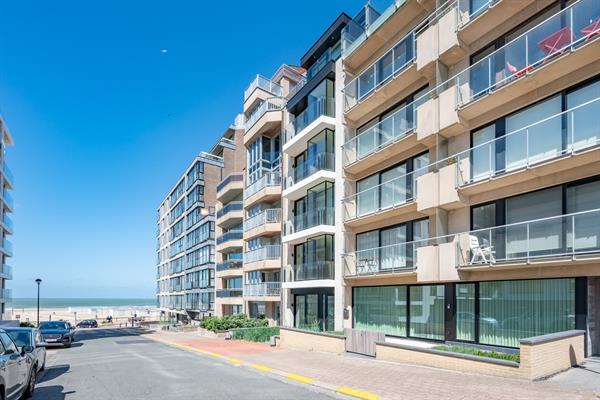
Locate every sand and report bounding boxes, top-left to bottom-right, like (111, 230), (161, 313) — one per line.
(7, 306), (161, 325)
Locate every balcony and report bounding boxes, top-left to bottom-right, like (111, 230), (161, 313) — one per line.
(453, 0), (600, 120)
(343, 241), (421, 278)
(216, 201), (243, 229)
(217, 173), (243, 203)
(1, 239), (12, 257)
(244, 209), (281, 240)
(283, 154), (335, 201)
(1, 214), (13, 235)
(342, 99), (425, 175)
(2, 189), (13, 211)
(244, 99), (284, 145)
(216, 260), (242, 272)
(454, 96), (600, 199)
(283, 209), (335, 244)
(283, 97), (335, 156)
(0, 265), (13, 280)
(342, 171), (420, 228)
(216, 288), (243, 298)
(216, 230), (243, 253)
(244, 245), (281, 271)
(1, 288), (12, 302)
(282, 261), (335, 287)
(243, 282), (281, 298)
(343, 29), (421, 123)
(244, 75), (283, 113)
(244, 172), (281, 207)
(456, 209), (600, 270)
(2, 164), (13, 189)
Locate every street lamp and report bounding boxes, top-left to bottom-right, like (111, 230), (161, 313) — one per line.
(35, 279), (42, 327)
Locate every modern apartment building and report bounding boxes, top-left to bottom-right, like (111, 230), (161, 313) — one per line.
(333, 0), (600, 355)
(157, 118), (242, 323)
(0, 117), (14, 320)
(241, 66), (305, 325)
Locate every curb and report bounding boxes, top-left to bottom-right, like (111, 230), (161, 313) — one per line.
(149, 335), (380, 400)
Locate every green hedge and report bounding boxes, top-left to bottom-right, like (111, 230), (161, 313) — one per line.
(231, 327), (280, 343)
(199, 314), (268, 332)
(433, 345), (520, 363)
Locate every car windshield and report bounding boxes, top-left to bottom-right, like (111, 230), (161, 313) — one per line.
(39, 322), (68, 330)
(5, 331), (31, 348)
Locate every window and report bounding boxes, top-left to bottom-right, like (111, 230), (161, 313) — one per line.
(294, 291), (334, 331)
(354, 286), (407, 336)
(293, 182), (334, 230)
(293, 235), (334, 280)
(409, 285), (445, 340)
(0, 333), (17, 354)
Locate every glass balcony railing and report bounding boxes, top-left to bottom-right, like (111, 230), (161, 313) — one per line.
(286, 209), (334, 235)
(243, 282), (281, 297)
(216, 201), (243, 219)
(244, 209), (281, 231)
(2, 288), (12, 301)
(455, 95), (600, 186)
(216, 288), (243, 298)
(217, 173), (243, 193)
(2, 214), (13, 232)
(2, 189), (13, 210)
(343, 29), (416, 112)
(307, 43), (341, 81)
(2, 164), (14, 185)
(2, 239), (12, 257)
(216, 230), (243, 245)
(286, 153), (335, 189)
(244, 75), (283, 101)
(341, 1), (394, 58)
(285, 97), (335, 143)
(342, 169), (422, 221)
(244, 99), (284, 131)
(244, 172), (281, 199)
(216, 260), (242, 272)
(456, 0), (499, 28)
(456, 208), (600, 266)
(244, 245), (281, 264)
(0, 265), (13, 280)
(343, 240), (432, 277)
(284, 261), (335, 282)
(455, 0), (600, 107)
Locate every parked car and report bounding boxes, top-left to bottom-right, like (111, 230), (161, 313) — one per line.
(0, 329), (36, 399)
(76, 319), (98, 328)
(4, 328), (47, 373)
(38, 321), (76, 348)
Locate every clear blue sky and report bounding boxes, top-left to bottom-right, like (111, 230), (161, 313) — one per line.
(0, 0), (365, 298)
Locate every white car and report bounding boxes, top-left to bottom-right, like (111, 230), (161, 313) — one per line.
(4, 328), (47, 373)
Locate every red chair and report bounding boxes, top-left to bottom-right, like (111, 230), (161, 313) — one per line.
(537, 26), (574, 60)
(581, 18), (600, 41)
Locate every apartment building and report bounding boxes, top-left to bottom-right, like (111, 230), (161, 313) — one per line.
(333, 0), (600, 355)
(0, 117), (14, 320)
(241, 66), (305, 325)
(157, 118), (242, 323)
(214, 114), (245, 317)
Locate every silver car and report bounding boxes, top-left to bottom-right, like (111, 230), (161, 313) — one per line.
(4, 328), (46, 373)
(0, 329), (36, 399)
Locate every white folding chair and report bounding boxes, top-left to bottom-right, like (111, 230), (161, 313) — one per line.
(469, 235), (495, 264)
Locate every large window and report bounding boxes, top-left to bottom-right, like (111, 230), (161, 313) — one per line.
(247, 135), (280, 184)
(409, 285), (445, 340)
(354, 286), (407, 336)
(292, 129), (335, 183)
(294, 291), (334, 331)
(293, 182), (334, 231)
(293, 235), (334, 280)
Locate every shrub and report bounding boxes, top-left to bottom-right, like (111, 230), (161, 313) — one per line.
(433, 345), (520, 363)
(20, 322), (35, 328)
(231, 327), (280, 342)
(199, 314), (268, 332)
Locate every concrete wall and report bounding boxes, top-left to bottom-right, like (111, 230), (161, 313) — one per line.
(279, 327), (346, 355)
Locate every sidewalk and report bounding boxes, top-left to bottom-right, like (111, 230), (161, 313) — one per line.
(147, 331), (600, 400)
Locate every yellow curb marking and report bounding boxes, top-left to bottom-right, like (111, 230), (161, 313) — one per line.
(209, 352), (223, 358)
(285, 373), (313, 384)
(251, 364), (273, 372)
(226, 357), (242, 365)
(336, 386), (379, 400)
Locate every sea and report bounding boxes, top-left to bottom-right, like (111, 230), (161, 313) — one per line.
(10, 298), (156, 309)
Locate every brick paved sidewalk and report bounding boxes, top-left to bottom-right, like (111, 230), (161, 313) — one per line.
(148, 331), (600, 400)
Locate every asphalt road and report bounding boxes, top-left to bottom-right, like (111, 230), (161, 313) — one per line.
(33, 327), (338, 400)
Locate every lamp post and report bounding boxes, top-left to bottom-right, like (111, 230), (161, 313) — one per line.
(35, 279), (42, 327)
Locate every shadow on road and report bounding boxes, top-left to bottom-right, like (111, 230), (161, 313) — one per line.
(32, 385), (75, 400)
(38, 364), (70, 384)
(74, 327), (148, 341)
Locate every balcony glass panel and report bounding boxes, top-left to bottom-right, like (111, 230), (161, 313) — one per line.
(244, 75), (283, 101)
(457, 0), (498, 27)
(290, 209), (334, 233)
(244, 99), (284, 131)
(2, 164), (14, 185)
(455, 0), (600, 107)
(2, 190), (13, 210)
(217, 173), (243, 193)
(306, 42), (341, 81)
(286, 261), (335, 281)
(216, 202), (243, 219)
(287, 153), (335, 188)
(244, 209), (281, 231)
(216, 230), (243, 245)
(243, 282), (281, 297)
(244, 245), (280, 264)
(244, 172), (281, 199)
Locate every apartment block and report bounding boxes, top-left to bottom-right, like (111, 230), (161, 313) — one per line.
(156, 116), (243, 323)
(0, 117), (14, 319)
(333, 0), (600, 355)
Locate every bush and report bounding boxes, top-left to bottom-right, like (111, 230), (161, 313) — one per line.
(433, 345), (520, 363)
(20, 322), (35, 328)
(231, 327), (280, 342)
(199, 314), (268, 332)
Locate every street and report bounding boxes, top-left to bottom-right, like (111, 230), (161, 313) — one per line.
(33, 328), (338, 400)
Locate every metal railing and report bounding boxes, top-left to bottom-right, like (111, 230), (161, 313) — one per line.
(286, 209), (334, 235)
(244, 245), (281, 263)
(342, 169), (423, 221)
(284, 261), (335, 282)
(286, 153), (335, 189)
(455, 0), (600, 107)
(244, 172), (281, 199)
(244, 209), (281, 231)
(341, 1), (391, 58)
(216, 201), (243, 219)
(342, 240), (430, 277)
(456, 208), (600, 267)
(455, 95), (600, 187)
(285, 97), (335, 143)
(244, 75), (283, 101)
(343, 29), (416, 112)
(243, 282), (281, 297)
(217, 173), (243, 193)
(244, 98), (284, 131)
(216, 230), (243, 245)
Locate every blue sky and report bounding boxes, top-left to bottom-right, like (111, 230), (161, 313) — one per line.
(0, 0), (365, 298)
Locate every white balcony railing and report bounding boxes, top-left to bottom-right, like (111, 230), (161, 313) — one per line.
(285, 97), (335, 143)
(243, 282), (281, 297)
(244, 245), (281, 264)
(244, 172), (281, 199)
(244, 75), (283, 101)
(244, 209), (282, 231)
(244, 99), (284, 131)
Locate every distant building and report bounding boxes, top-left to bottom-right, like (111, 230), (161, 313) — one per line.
(0, 117), (14, 320)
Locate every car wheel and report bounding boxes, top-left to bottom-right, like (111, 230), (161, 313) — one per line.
(22, 366), (36, 398)
(64, 337), (72, 348)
